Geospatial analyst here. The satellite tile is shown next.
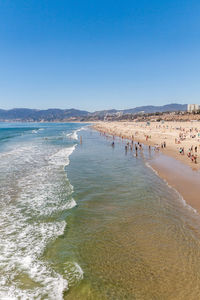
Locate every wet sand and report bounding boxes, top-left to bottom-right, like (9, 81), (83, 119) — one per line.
(150, 153), (200, 213)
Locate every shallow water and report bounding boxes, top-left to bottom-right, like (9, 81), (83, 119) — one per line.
(1, 123), (200, 299)
(66, 130), (200, 299)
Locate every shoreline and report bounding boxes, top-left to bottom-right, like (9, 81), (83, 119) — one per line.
(149, 153), (200, 214)
(92, 122), (200, 214)
(93, 121), (200, 170)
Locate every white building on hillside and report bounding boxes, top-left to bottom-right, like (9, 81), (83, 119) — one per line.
(187, 104), (200, 113)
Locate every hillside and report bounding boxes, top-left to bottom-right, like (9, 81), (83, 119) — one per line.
(0, 104), (187, 121)
(0, 108), (89, 121)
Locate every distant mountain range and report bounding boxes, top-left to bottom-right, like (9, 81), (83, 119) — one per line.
(0, 104), (187, 121)
(0, 108), (88, 121)
(121, 103), (187, 114)
(93, 104), (187, 116)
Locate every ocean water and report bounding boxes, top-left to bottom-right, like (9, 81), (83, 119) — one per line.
(0, 122), (84, 299)
(1, 123), (200, 299)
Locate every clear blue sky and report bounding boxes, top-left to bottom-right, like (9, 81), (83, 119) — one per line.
(0, 0), (200, 111)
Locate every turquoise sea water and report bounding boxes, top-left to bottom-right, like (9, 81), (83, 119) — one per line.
(1, 122), (200, 299)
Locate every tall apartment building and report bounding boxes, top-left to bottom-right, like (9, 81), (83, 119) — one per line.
(187, 104), (200, 113)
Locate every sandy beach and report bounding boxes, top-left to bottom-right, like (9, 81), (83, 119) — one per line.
(93, 121), (200, 213)
(93, 121), (200, 169)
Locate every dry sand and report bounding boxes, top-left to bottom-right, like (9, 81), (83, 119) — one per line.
(93, 121), (200, 213)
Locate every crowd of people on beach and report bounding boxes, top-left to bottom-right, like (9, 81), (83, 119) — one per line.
(179, 145), (198, 164)
(152, 124), (199, 164)
(102, 131), (166, 157)
(96, 121), (200, 166)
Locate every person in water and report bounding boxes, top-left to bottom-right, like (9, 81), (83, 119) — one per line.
(135, 145), (138, 156)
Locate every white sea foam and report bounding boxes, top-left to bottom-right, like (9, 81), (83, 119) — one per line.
(73, 262), (84, 280)
(0, 205), (68, 299)
(32, 128), (44, 134)
(63, 262), (84, 286)
(66, 126), (87, 141)
(0, 138), (81, 298)
(66, 131), (78, 140)
(71, 131), (78, 140)
(0, 144), (37, 161)
(77, 126), (88, 133)
(49, 145), (76, 166)
(32, 129), (38, 133)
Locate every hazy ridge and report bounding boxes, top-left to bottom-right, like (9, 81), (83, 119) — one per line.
(0, 104), (187, 121)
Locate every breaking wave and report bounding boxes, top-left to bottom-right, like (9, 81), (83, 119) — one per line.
(0, 127), (83, 299)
